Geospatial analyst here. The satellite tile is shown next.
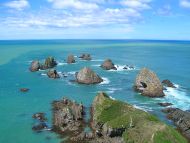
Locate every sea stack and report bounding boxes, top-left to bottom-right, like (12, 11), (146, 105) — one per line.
(41, 57), (57, 70)
(101, 59), (117, 70)
(162, 79), (176, 88)
(30, 60), (40, 72)
(134, 68), (165, 97)
(67, 54), (75, 64)
(75, 67), (103, 84)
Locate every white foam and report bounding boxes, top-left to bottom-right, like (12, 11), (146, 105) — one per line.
(68, 71), (76, 75)
(41, 73), (47, 76)
(110, 65), (136, 72)
(100, 77), (110, 85)
(92, 64), (100, 67)
(91, 59), (104, 62)
(57, 62), (67, 66)
(163, 85), (190, 110)
(133, 104), (153, 112)
(109, 96), (116, 100)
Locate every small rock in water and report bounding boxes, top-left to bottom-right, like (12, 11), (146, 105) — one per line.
(101, 59), (117, 70)
(123, 65), (135, 70)
(47, 69), (60, 79)
(158, 102), (173, 107)
(67, 54), (76, 64)
(79, 54), (92, 60)
(32, 113), (47, 122)
(20, 88), (29, 92)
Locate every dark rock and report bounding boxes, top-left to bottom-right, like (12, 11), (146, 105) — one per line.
(162, 79), (176, 88)
(158, 102), (173, 107)
(32, 122), (48, 132)
(123, 65), (135, 70)
(163, 108), (190, 139)
(134, 68), (165, 97)
(47, 69), (60, 79)
(20, 88), (29, 92)
(75, 67), (103, 84)
(30, 60), (40, 72)
(79, 54), (92, 60)
(32, 113), (47, 122)
(40, 57), (57, 70)
(67, 54), (75, 64)
(101, 59), (117, 70)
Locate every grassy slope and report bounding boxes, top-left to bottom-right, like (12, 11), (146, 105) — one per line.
(93, 92), (187, 143)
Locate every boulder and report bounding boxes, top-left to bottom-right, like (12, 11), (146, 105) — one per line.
(41, 57), (57, 70)
(20, 88), (29, 92)
(101, 59), (117, 70)
(30, 60), (40, 72)
(79, 54), (91, 60)
(47, 69), (60, 79)
(75, 67), (103, 84)
(163, 108), (190, 139)
(67, 54), (75, 64)
(134, 68), (165, 97)
(162, 79), (176, 88)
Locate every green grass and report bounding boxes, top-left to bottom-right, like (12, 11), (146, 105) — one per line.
(93, 92), (188, 143)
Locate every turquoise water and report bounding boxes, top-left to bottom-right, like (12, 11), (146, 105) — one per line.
(0, 40), (190, 143)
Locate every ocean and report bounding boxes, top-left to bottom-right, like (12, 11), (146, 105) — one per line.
(0, 40), (190, 143)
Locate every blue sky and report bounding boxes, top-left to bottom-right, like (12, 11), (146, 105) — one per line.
(0, 0), (190, 40)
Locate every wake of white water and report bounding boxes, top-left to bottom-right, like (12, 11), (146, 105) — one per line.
(133, 104), (153, 112)
(57, 61), (67, 66)
(100, 77), (110, 85)
(158, 84), (190, 110)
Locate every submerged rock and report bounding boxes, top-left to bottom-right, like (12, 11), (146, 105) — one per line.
(32, 113), (47, 122)
(40, 57), (57, 70)
(134, 68), (165, 97)
(30, 60), (40, 72)
(79, 54), (92, 60)
(67, 54), (75, 64)
(32, 122), (48, 132)
(76, 67), (103, 84)
(163, 108), (190, 140)
(158, 102), (173, 107)
(101, 59), (117, 70)
(162, 79), (176, 88)
(91, 92), (187, 143)
(123, 65), (135, 70)
(47, 69), (60, 79)
(20, 88), (29, 92)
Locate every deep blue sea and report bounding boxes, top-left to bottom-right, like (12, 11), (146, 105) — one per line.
(0, 40), (190, 143)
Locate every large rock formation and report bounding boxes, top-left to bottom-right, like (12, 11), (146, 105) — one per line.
(75, 67), (103, 84)
(30, 60), (40, 72)
(162, 79), (176, 88)
(101, 59), (117, 70)
(67, 54), (76, 64)
(47, 69), (60, 79)
(41, 57), (57, 70)
(91, 92), (187, 143)
(79, 54), (92, 60)
(162, 108), (190, 140)
(134, 68), (165, 97)
(52, 98), (85, 139)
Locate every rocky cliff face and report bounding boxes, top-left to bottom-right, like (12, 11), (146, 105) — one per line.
(76, 67), (103, 84)
(134, 68), (165, 97)
(162, 108), (190, 140)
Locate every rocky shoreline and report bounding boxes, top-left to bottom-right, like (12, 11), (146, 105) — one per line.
(29, 54), (190, 143)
